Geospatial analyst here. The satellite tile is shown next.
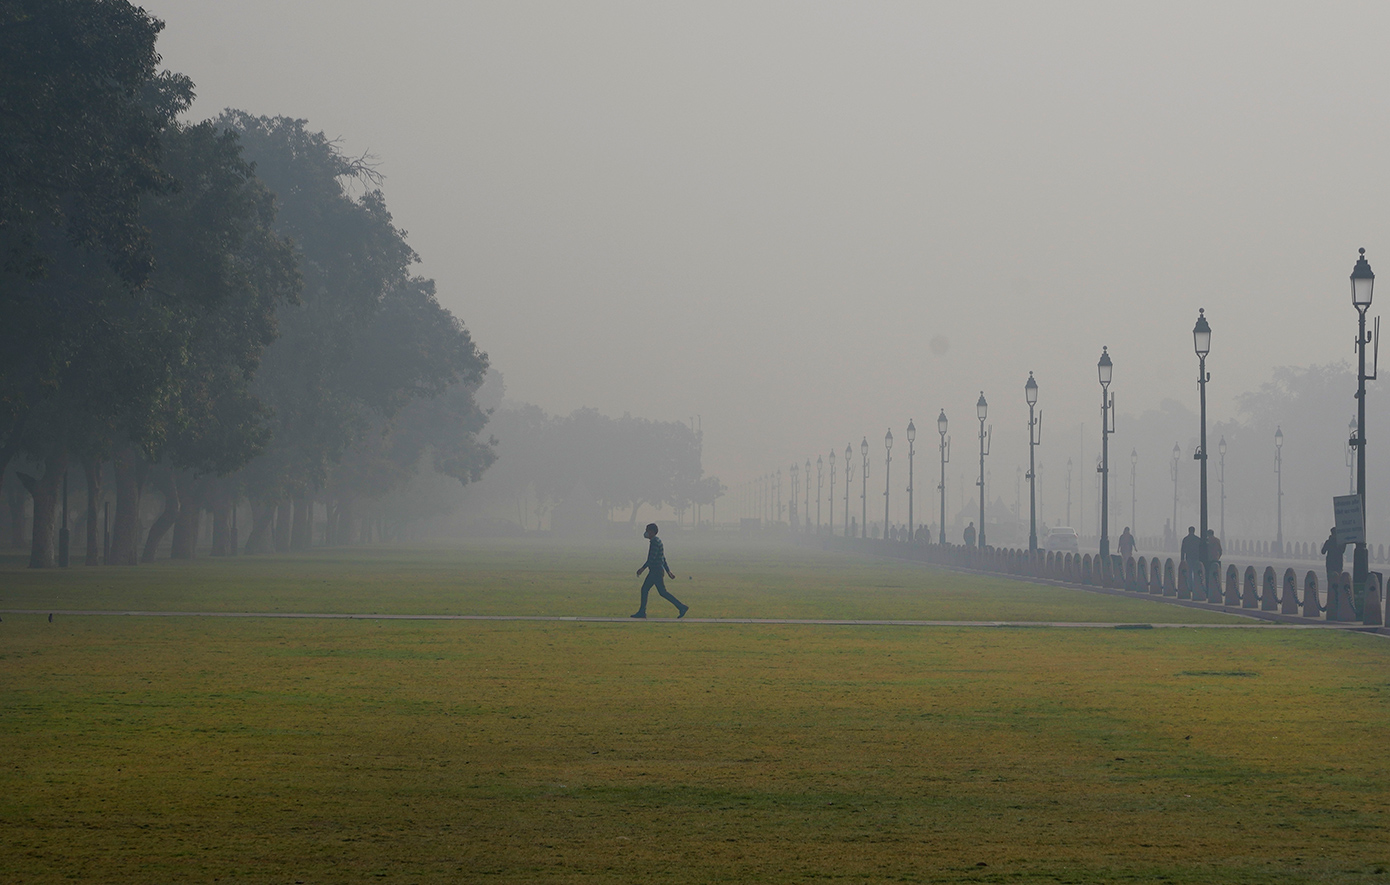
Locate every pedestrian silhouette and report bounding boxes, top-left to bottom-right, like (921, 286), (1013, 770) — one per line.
(631, 523), (687, 619)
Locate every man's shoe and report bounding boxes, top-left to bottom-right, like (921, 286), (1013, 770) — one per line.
(677, 604), (689, 619)
(629, 612), (646, 619)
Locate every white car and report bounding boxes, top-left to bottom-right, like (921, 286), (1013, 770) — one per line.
(1044, 527), (1081, 554)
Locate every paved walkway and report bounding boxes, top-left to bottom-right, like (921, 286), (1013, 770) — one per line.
(0, 608), (1382, 631)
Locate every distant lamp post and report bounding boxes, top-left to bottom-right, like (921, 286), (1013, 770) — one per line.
(1274, 425), (1284, 556)
(1025, 372), (1041, 552)
(1193, 309), (1212, 565)
(789, 462), (800, 529)
(1130, 448), (1138, 539)
(1170, 442), (1181, 549)
(937, 411), (950, 545)
(977, 392), (991, 548)
(860, 437), (870, 539)
(906, 419), (917, 544)
(1218, 436), (1227, 540)
(804, 459), (812, 532)
(816, 456), (824, 534)
(1065, 457), (1073, 527)
(883, 429), (894, 539)
(828, 449), (836, 536)
(1350, 248), (1377, 610)
(844, 444), (853, 537)
(1097, 348), (1114, 558)
(1348, 417), (1358, 494)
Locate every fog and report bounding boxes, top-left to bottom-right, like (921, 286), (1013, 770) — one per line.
(144, 1), (1390, 544)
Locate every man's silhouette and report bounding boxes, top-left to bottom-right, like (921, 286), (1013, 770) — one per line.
(631, 523), (687, 619)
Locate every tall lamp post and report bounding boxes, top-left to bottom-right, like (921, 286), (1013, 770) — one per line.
(1193, 309), (1211, 566)
(1274, 426), (1284, 556)
(844, 444), (853, 537)
(976, 393), (991, 549)
(1066, 457), (1073, 527)
(883, 429), (894, 538)
(804, 459), (812, 532)
(1348, 417), (1358, 493)
(828, 449), (836, 536)
(1351, 248), (1377, 609)
(1130, 448), (1138, 538)
(789, 462), (799, 529)
(906, 420), (917, 544)
(937, 411), (950, 544)
(1097, 349), (1114, 559)
(816, 456), (824, 534)
(1025, 373), (1041, 552)
(1170, 442), (1180, 549)
(1218, 437), (1227, 541)
(860, 437), (870, 539)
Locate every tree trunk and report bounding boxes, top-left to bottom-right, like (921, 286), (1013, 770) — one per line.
(209, 480), (231, 556)
(83, 457), (102, 565)
(273, 499), (292, 552)
(291, 495), (312, 551)
(170, 473), (204, 560)
(19, 451), (67, 569)
(141, 466), (179, 563)
(5, 478), (28, 549)
(245, 501), (275, 554)
(110, 446), (146, 566)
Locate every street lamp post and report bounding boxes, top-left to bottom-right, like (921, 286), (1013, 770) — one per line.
(1097, 349), (1114, 559)
(977, 393), (991, 549)
(1275, 426), (1284, 556)
(789, 463), (799, 529)
(1130, 448), (1138, 538)
(883, 429), (893, 539)
(1218, 437), (1227, 541)
(804, 459), (812, 532)
(816, 456), (824, 534)
(1351, 248), (1377, 610)
(1066, 458), (1073, 527)
(828, 449), (836, 537)
(937, 411), (950, 545)
(860, 437), (870, 539)
(1348, 417), (1358, 494)
(1194, 309), (1212, 570)
(906, 420), (917, 544)
(844, 444), (853, 537)
(1170, 442), (1180, 550)
(1025, 373), (1041, 552)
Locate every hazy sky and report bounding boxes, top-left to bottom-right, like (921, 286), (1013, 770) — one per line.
(145, 1), (1390, 510)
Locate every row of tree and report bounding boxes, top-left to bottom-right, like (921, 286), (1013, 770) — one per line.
(1, 2), (494, 567)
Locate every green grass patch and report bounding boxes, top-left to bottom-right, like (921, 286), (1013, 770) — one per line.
(0, 536), (1245, 624)
(2, 539), (1384, 882)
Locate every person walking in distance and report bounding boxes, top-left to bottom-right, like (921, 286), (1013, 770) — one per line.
(963, 521), (976, 548)
(631, 523), (688, 619)
(1118, 526), (1137, 560)
(1322, 526), (1345, 613)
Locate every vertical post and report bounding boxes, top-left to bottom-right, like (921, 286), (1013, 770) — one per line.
(1026, 373), (1039, 552)
(59, 469), (70, 568)
(1275, 428), (1283, 556)
(1349, 247), (1375, 615)
(977, 393), (989, 549)
(828, 452), (835, 536)
(938, 412), (949, 545)
(861, 438), (869, 539)
(883, 430), (893, 540)
(907, 438), (915, 544)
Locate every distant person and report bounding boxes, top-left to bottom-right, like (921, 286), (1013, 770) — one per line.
(1118, 526), (1137, 559)
(963, 521), (976, 548)
(1163, 519), (1174, 552)
(1180, 525), (1201, 569)
(1205, 528), (1223, 585)
(1322, 526), (1345, 593)
(630, 523), (687, 619)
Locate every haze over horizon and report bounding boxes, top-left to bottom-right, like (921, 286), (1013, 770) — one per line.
(145, 1), (1390, 526)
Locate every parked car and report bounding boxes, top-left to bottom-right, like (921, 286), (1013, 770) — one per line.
(1044, 527), (1080, 554)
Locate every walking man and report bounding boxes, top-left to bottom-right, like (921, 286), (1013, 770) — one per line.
(963, 521), (976, 548)
(631, 523), (688, 619)
(1322, 526), (1344, 614)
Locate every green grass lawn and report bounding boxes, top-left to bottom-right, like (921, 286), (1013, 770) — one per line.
(2, 539), (1387, 883)
(0, 536), (1245, 623)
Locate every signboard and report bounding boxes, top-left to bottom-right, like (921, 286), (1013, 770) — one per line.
(1333, 494), (1366, 545)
